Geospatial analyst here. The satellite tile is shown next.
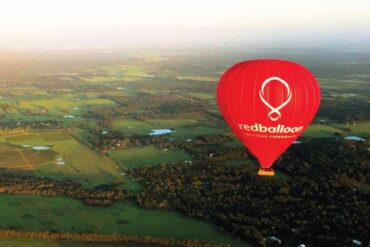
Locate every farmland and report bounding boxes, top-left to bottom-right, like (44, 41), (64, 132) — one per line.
(108, 146), (191, 169)
(0, 48), (368, 246)
(0, 129), (120, 188)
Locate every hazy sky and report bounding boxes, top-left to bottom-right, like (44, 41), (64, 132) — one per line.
(0, 0), (369, 49)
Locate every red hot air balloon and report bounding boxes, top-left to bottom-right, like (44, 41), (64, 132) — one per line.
(217, 59), (320, 176)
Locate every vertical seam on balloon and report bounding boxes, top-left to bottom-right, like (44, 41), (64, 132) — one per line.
(266, 60), (274, 167)
(270, 59), (284, 167)
(241, 61), (256, 131)
(294, 62), (305, 140)
(299, 65), (311, 136)
(308, 68), (319, 127)
(248, 60), (259, 134)
(253, 60), (264, 167)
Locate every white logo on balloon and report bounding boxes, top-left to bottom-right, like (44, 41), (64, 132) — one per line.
(259, 76), (292, 121)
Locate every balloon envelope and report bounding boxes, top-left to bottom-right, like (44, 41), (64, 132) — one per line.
(217, 59), (321, 168)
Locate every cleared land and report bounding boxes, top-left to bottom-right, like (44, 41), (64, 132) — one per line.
(302, 122), (370, 138)
(108, 146), (191, 169)
(302, 124), (344, 138)
(1, 129), (120, 188)
(18, 98), (115, 111)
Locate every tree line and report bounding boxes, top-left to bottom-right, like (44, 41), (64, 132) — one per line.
(0, 229), (228, 247)
(0, 175), (129, 206)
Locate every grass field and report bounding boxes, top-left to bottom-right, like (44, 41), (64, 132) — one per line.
(18, 98), (115, 111)
(302, 124), (344, 138)
(0, 195), (248, 247)
(334, 121), (370, 137)
(121, 178), (143, 192)
(113, 119), (153, 135)
(302, 122), (370, 138)
(108, 146), (191, 169)
(2, 129), (120, 188)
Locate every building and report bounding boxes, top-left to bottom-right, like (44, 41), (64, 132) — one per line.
(55, 155), (65, 166)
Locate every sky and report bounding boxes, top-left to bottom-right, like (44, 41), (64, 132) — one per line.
(0, 0), (369, 49)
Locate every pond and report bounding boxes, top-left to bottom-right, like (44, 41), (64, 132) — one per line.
(148, 129), (174, 136)
(32, 146), (51, 150)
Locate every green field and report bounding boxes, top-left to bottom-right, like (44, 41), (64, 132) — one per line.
(108, 146), (191, 169)
(334, 121), (370, 137)
(2, 129), (120, 188)
(18, 98), (115, 111)
(0, 195), (248, 247)
(302, 124), (344, 138)
(302, 122), (370, 138)
(113, 119), (153, 135)
(121, 178), (143, 192)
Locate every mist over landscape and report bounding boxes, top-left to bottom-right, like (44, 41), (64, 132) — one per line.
(1, 0), (370, 49)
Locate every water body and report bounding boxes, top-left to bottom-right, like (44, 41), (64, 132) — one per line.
(149, 129), (174, 136)
(345, 136), (365, 141)
(32, 146), (51, 150)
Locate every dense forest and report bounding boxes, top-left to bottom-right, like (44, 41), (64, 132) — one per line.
(128, 139), (370, 247)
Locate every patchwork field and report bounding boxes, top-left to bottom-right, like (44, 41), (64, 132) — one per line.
(1, 129), (120, 188)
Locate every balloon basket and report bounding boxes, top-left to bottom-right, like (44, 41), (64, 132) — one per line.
(258, 168), (275, 176)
